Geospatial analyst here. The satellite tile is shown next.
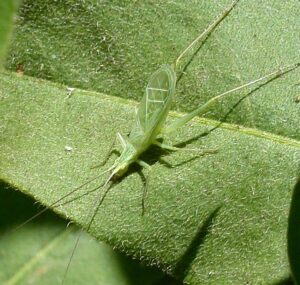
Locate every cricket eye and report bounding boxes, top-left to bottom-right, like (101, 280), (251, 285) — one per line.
(116, 164), (128, 178)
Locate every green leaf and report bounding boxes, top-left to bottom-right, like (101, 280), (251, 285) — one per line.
(0, 71), (299, 284)
(0, 182), (164, 285)
(288, 179), (300, 285)
(1, 0), (300, 284)
(0, 0), (19, 67)
(5, 0), (300, 139)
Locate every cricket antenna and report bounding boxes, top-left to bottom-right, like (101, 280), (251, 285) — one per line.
(175, 0), (239, 68)
(61, 176), (115, 284)
(11, 165), (116, 233)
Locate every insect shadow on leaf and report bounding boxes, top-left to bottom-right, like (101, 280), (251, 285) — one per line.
(271, 276), (294, 285)
(153, 205), (222, 284)
(288, 177), (300, 285)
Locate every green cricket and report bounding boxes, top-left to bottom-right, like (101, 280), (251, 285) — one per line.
(17, 0), (299, 247)
(91, 0), (298, 204)
(12, 0), (299, 283)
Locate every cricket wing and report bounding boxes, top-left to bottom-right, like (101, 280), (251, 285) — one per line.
(130, 64), (176, 142)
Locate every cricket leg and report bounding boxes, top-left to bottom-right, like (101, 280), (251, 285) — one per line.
(154, 140), (218, 157)
(91, 132), (126, 169)
(136, 159), (152, 215)
(162, 63), (300, 135)
(153, 140), (181, 151)
(175, 0), (239, 68)
(153, 140), (210, 153)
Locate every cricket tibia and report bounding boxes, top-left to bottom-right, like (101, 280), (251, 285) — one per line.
(174, 0), (239, 68)
(163, 63), (300, 134)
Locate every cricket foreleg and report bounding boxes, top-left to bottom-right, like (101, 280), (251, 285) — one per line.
(91, 132), (126, 169)
(136, 159), (152, 215)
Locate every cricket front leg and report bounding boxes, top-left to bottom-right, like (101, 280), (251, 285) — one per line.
(91, 132), (126, 169)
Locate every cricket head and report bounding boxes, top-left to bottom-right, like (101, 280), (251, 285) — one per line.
(110, 143), (137, 180)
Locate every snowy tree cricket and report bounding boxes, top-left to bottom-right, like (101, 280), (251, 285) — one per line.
(10, 0), (300, 283)
(16, 0), (246, 228)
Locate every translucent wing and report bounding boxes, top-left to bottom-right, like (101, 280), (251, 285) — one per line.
(129, 64), (176, 142)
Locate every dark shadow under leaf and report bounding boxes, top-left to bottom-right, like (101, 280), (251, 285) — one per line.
(288, 178), (300, 285)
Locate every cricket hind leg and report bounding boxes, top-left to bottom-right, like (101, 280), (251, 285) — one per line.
(175, 0), (240, 78)
(162, 63), (300, 135)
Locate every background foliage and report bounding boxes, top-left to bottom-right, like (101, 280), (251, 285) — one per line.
(1, 1), (299, 284)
